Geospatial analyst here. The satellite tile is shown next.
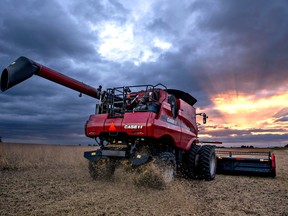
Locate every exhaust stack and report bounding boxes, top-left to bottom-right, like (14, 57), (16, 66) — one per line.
(1, 56), (100, 99)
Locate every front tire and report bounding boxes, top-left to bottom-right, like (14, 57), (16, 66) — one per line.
(157, 152), (176, 183)
(134, 152), (176, 189)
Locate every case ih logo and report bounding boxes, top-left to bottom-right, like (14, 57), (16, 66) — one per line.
(124, 124), (143, 129)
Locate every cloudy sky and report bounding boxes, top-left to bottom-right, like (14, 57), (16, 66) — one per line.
(0, 0), (287, 147)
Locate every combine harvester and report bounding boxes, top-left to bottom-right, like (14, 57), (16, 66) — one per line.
(1, 56), (276, 184)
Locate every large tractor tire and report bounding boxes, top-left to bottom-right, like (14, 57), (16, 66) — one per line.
(198, 145), (217, 181)
(88, 159), (116, 180)
(186, 144), (201, 178)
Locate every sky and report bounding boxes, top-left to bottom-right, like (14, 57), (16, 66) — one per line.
(0, 0), (287, 147)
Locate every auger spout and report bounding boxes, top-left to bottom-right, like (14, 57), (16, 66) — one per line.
(1, 56), (100, 99)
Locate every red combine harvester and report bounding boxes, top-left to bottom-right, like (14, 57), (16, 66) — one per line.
(1, 56), (276, 182)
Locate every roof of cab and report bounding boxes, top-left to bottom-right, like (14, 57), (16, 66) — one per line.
(166, 89), (197, 106)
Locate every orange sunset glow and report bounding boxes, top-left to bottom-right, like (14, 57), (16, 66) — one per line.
(198, 87), (288, 147)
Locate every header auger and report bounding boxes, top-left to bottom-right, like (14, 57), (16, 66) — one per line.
(1, 56), (276, 187)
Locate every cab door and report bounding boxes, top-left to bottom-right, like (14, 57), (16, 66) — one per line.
(178, 100), (198, 149)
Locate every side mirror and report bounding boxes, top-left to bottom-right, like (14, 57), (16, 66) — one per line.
(202, 113), (208, 124)
(196, 113), (208, 124)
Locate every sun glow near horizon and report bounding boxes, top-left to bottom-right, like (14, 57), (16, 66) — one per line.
(213, 91), (288, 115)
(199, 88), (288, 146)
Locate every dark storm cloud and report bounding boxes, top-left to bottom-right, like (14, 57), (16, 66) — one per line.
(147, 18), (171, 34)
(0, 116), (90, 144)
(195, 0), (288, 92)
(0, 0), (131, 144)
(143, 0), (288, 95)
(0, 0), (98, 61)
(1, 0), (287, 145)
(70, 0), (128, 24)
(100, 53), (213, 107)
(0, 84), (96, 144)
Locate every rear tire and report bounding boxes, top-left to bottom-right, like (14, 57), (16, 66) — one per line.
(198, 145), (217, 181)
(186, 144), (201, 178)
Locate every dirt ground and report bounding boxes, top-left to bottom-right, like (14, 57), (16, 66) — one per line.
(0, 143), (287, 216)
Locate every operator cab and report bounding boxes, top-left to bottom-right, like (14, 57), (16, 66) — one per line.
(96, 84), (166, 118)
(130, 90), (160, 113)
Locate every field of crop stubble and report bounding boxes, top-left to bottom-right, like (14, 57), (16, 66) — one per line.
(0, 143), (287, 216)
